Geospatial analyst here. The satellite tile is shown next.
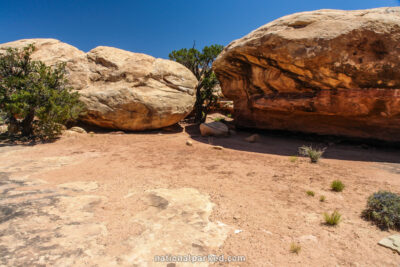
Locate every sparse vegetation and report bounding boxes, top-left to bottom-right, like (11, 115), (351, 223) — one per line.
(290, 243), (301, 254)
(298, 145), (325, 163)
(362, 191), (400, 230)
(289, 156), (298, 163)
(306, 190), (315, 197)
(324, 210), (341, 226)
(320, 195), (326, 202)
(0, 44), (84, 139)
(169, 44), (224, 123)
(331, 180), (345, 192)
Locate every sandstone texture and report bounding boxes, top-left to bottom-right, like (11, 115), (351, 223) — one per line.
(0, 39), (197, 131)
(200, 121), (229, 137)
(213, 7), (400, 142)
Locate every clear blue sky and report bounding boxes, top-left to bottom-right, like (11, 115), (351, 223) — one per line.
(0, 0), (398, 58)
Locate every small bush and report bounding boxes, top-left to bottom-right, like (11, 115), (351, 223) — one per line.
(362, 191), (400, 230)
(331, 180), (345, 192)
(298, 145), (325, 163)
(0, 44), (84, 139)
(290, 243), (301, 254)
(324, 210), (341, 226)
(306, 190), (315, 197)
(289, 156), (298, 163)
(320, 195), (326, 202)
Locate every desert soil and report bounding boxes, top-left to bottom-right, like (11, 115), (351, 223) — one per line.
(1, 123), (400, 266)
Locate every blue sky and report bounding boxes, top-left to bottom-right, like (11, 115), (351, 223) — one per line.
(0, 0), (398, 58)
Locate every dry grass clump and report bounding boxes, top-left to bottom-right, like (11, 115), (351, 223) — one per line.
(298, 145), (325, 163)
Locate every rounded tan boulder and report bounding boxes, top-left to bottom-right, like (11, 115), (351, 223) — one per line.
(213, 7), (400, 142)
(0, 39), (198, 131)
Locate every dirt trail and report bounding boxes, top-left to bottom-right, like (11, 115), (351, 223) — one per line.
(1, 126), (400, 266)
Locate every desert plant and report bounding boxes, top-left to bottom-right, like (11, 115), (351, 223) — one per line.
(169, 44), (224, 123)
(298, 145), (325, 163)
(0, 44), (84, 139)
(324, 210), (341, 226)
(320, 195), (326, 202)
(289, 156), (298, 163)
(306, 190), (315, 197)
(362, 191), (400, 230)
(331, 180), (345, 192)
(290, 242), (301, 254)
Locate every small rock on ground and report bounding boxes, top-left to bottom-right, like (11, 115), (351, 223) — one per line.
(378, 234), (400, 254)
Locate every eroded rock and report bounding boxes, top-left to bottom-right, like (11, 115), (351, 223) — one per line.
(200, 121), (229, 137)
(213, 7), (400, 142)
(122, 188), (231, 266)
(0, 39), (198, 131)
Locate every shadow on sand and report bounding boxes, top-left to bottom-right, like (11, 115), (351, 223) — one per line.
(185, 124), (400, 164)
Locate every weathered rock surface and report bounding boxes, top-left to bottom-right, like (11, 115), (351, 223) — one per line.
(0, 39), (198, 131)
(200, 121), (229, 137)
(123, 188), (230, 266)
(0, 144), (231, 266)
(213, 7), (400, 142)
(378, 234), (400, 254)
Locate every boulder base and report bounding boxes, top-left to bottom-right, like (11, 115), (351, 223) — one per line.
(213, 7), (400, 142)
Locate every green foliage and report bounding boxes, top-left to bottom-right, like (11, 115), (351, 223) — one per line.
(290, 243), (301, 254)
(0, 45), (84, 139)
(306, 190), (315, 197)
(169, 44), (224, 123)
(324, 210), (341, 226)
(213, 117), (225, 122)
(320, 195), (326, 202)
(298, 145), (325, 163)
(331, 180), (345, 192)
(289, 155), (298, 163)
(362, 191), (400, 230)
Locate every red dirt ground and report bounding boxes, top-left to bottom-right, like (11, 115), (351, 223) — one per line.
(2, 123), (400, 266)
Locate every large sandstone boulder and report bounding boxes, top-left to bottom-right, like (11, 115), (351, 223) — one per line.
(0, 39), (197, 131)
(213, 7), (400, 142)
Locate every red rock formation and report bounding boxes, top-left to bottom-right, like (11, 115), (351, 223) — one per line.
(213, 7), (400, 142)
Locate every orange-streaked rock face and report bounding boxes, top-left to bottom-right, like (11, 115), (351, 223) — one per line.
(213, 7), (400, 142)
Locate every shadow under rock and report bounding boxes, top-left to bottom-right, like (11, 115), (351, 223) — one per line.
(185, 123), (400, 164)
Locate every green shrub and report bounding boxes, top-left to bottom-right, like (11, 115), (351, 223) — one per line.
(320, 195), (326, 202)
(362, 191), (400, 230)
(324, 210), (341, 226)
(290, 243), (301, 254)
(0, 44), (84, 139)
(306, 190), (315, 197)
(289, 156), (298, 163)
(298, 145), (325, 163)
(331, 180), (345, 192)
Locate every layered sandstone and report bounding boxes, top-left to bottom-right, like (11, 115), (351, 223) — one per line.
(213, 7), (400, 141)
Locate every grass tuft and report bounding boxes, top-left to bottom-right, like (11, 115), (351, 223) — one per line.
(306, 190), (315, 197)
(289, 156), (298, 163)
(331, 180), (345, 192)
(290, 243), (301, 254)
(320, 195), (326, 202)
(324, 210), (341, 226)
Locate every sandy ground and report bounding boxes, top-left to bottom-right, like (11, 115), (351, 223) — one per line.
(1, 123), (400, 266)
